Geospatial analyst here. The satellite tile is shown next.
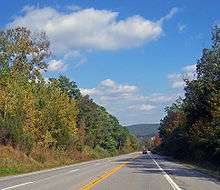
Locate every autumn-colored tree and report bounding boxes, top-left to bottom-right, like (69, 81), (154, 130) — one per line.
(0, 27), (50, 80)
(0, 27), (139, 162)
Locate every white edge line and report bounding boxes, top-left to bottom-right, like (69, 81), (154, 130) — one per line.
(66, 169), (80, 174)
(1, 169), (79, 190)
(148, 152), (182, 190)
(0, 152), (138, 181)
(0, 169), (80, 190)
(32, 168), (80, 183)
(144, 168), (175, 171)
(1, 181), (35, 190)
(0, 164), (80, 181)
(0, 153), (141, 189)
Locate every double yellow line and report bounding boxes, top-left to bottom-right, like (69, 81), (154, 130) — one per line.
(80, 161), (128, 190)
(80, 154), (139, 190)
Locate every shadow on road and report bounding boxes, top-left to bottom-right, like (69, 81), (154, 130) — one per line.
(114, 154), (220, 186)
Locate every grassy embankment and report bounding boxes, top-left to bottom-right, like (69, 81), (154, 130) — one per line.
(0, 145), (134, 177)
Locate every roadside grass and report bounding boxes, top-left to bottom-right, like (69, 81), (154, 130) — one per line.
(0, 145), (136, 177)
(0, 168), (20, 176)
(0, 145), (85, 177)
(0, 146), (42, 176)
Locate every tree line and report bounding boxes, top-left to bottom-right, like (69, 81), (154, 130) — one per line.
(0, 27), (139, 161)
(158, 26), (220, 166)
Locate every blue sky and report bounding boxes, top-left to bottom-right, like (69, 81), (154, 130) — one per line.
(1, 0), (219, 125)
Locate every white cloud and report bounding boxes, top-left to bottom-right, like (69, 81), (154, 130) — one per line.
(80, 79), (138, 101)
(63, 50), (87, 67)
(100, 79), (116, 88)
(140, 104), (155, 111)
(80, 88), (97, 96)
(63, 50), (81, 60)
(167, 73), (185, 88)
(183, 64), (196, 74)
(48, 59), (65, 71)
(158, 7), (178, 25)
(80, 79), (182, 124)
(81, 79), (179, 104)
(66, 4), (81, 11)
(128, 104), (155, 112)
(146, 93), (180, 103)
(8, 6), (177, 53)
(177, 23), (186, 33)
(168, 64), (197, 88)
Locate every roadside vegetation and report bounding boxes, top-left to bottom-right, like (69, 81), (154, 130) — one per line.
(155, 26), (220, 171)
(0, 27), (139, 176)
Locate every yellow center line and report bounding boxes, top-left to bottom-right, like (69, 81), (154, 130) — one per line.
(79, 154), (139, 190)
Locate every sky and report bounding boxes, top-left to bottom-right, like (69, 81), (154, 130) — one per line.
(0, 0), (219, 125)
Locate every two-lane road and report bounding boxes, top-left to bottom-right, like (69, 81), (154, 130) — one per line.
(0, 152), (220, 190)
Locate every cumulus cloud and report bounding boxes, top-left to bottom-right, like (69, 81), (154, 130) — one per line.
(80, 79), (138, 101)
(168, 64), (197, 88)
(8, 6), (178, 53)
(48, 59), (65, 71)
(80, 79), (182, 124)
(146, 93), (181, 103)
(81, 79), (179, 104)
(128, 104), (155, 112)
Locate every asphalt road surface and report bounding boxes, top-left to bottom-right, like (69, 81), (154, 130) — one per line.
(0, 152), (220, 190)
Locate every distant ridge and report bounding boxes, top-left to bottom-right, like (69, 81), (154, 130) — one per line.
(126, 123), (159, 140)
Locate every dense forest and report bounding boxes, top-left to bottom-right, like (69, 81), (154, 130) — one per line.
(0, 27), (139, 175)
(157, 26), (220, 167)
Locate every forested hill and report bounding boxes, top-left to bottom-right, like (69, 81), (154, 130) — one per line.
(126, 124), (159, 140)
(0, 27), (139, 176)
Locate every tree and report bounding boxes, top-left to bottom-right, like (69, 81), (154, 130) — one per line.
(158, 26), (220, 164)
(49, 75), (81, 99)
(0, 27), (139, 161)
(0, 27), (50, 80)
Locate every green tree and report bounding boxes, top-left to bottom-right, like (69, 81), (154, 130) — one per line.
(158, 26), (220, 164)
(49, 75), (81, 99)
